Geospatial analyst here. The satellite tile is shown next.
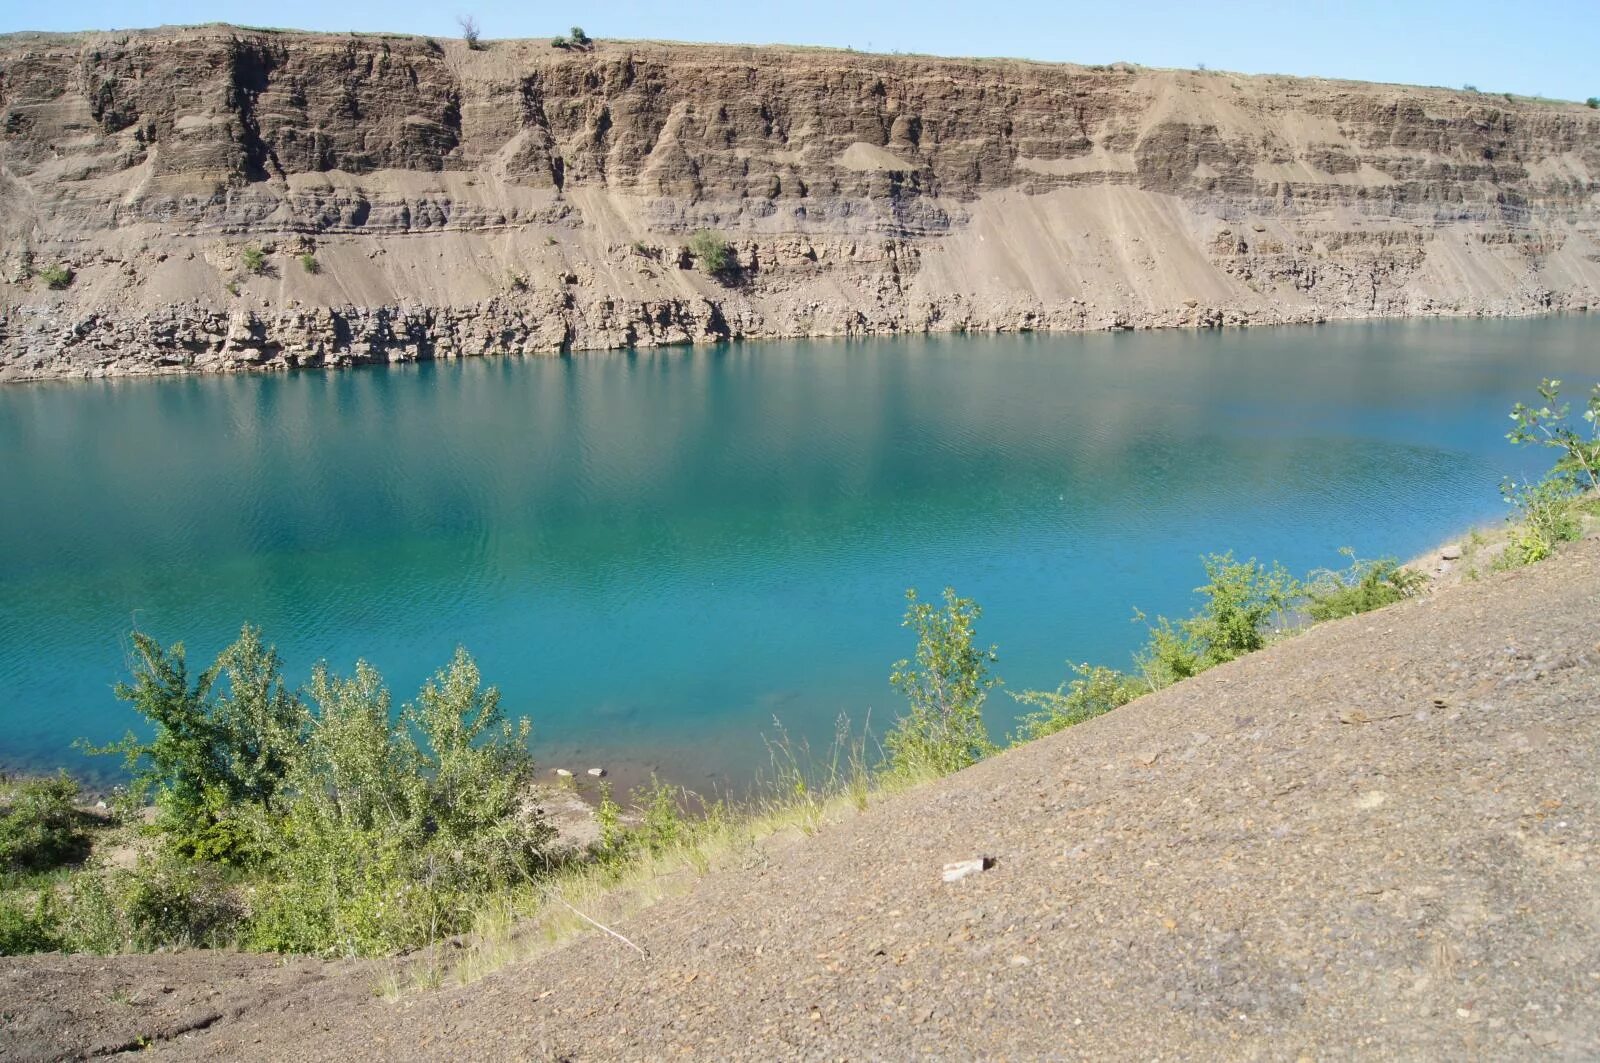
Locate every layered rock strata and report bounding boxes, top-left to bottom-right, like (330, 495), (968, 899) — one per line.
(2, 27), (1597, 380)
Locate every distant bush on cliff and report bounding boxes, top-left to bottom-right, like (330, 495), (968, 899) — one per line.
(37, 264), (72, 290)
(687, 229), (733, 275)
(457, 15), (482, 50)
(299, 252), (320, 275)
(1589, 98), (1599, 109)
(241, 244), (266, 275)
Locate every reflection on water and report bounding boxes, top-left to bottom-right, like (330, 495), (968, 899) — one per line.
(1, 317), (1596, 786)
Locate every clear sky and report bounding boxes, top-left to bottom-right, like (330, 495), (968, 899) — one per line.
(4, 0), (1596, 102)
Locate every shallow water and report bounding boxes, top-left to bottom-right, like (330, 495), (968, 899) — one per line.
(2, 317), (1596, 788)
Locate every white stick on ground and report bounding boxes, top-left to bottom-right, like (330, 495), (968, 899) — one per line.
(559, 900), (649, 958)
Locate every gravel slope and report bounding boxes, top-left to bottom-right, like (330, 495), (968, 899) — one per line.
(5, 537), (1598, 1060)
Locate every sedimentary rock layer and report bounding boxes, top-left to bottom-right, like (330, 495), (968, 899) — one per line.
(2, 27), (1597, 380)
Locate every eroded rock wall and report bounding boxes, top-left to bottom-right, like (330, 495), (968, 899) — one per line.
(2, 27), (1597, 380)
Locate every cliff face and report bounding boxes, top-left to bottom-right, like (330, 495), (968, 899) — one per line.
(2, 27), (1598, 380)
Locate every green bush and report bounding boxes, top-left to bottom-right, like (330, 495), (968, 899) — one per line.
(0, 773), (90, 874)
(1136, 554), (1299, 687)
(1011, 664), (1139, 742)
(116, 856), (242, 951)
(1588, 98), (1599, 109)
(882, 588), (999, 779)
(37, 264), (73, 290)
(1499, 475), (1582, 567)
(85, 629), (553, 956)
(687, 229), (732, 275)
(1304, 550), (1426, 622)
(1507, 378), (1600, 492)
(241, 245), (266, 274)
(0, 891), (62, 955)
(299, 253), (320, 275)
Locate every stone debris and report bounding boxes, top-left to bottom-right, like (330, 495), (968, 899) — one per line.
(941, 857), (995, 883)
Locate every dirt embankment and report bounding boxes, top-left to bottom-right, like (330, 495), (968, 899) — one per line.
(2, 28), (1598, 381)
(3, 534), (1598, 1059)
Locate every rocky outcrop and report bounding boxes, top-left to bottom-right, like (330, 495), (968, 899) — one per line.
(2, 27), (1598, 380)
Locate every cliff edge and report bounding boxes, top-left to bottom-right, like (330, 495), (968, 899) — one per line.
(2, 27), (1598, 380)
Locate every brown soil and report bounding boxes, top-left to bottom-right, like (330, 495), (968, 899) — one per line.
(4, 535), (1599, 1060)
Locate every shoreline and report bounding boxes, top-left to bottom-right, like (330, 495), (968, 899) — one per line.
(3, 303), (1593, 388)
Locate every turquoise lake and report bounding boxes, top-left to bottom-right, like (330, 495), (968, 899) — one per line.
(2, 317), (1597, 791)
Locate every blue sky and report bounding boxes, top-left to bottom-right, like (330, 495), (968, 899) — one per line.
(4, 1), (1597, 102)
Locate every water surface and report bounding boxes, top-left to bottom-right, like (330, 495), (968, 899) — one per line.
(2, 317), (1596, 787)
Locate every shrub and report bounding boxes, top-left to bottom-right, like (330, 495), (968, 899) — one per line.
(37, 264), (73, 290)
(1499, 475), (1581, 567)
(1588, 98), (1599, 109)
(1136, 554), (1299, 687)
(0, 773), (91, 874)
(637, 776), (686, 855)
(570, 26), (591, 47)
(90, 629), (553, 956)
(0, 891), (62, 955)
(299, 253), (320, 275)
(687, 229), (732, 275)
(1011, 664), (1139, 742)
(116, 856), (242, 951)
(457, 15), (482, 50)
(882, 588), (999, 779)
(551, 36), (570, 49)
(1507, 378), (1600, 491)
(93, 626), (301, 858)
(1304, 550), (1427, 622)
(241, 245), (266, 274)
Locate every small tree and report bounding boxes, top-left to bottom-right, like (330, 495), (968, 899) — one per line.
(241, 245), (266, 275)
(570, 26), (591, 47)
(457, 14), (482, 50)
(1508, 378), (1600, 491)
(883, 588), (999, 779)
(1588, 98), (1599, 109)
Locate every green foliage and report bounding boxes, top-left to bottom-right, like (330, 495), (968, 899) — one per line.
(241, 244), (266, 274)
(570, 26), (590, 45)
(687, 229), (732, 275)
(82, 629), (551, 956)
(594, 783), (625, 856)
(0, 773), (90, 874)
(1499, 476), (1582, 567)
(0, 891), (62, 955)
(1011, 664), (1139, 742)
(551, 36), (570, 48)
(37, 264), (73, 290)
(1304, 549), (1427, 622)
(883, 588), (999, 779)
(1135, 554), (1299, 688)
(115, 856), (242, 950)
(1588, 98), (1599, 109)
(94, 626), (300, 860)
(1507, 378), (1600, 491)
(299, 252), (320, 274)
(638, 776), (686, 855)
